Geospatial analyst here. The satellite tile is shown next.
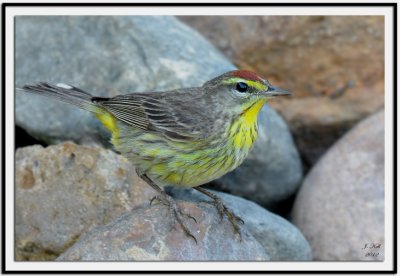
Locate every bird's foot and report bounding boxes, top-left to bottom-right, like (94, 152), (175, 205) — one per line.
(207, 196), (244, 241)
(195, 187), (244, 241)
(150, 193), (198, 244)
(139, 172), (198, 243)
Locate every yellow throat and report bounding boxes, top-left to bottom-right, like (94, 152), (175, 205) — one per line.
(230, 98), (266, 150)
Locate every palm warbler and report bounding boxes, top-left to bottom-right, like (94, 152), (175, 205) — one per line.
(19, 70), (290, 242)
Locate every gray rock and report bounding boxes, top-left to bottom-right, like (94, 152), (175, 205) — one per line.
(57, 202), (270, 261)
(168, 188), (312, 261)
(57, 186), (313, 261)
(291, 110), (384, 261)
(15, 16), (302, 208)
(15, 142), (158, 260)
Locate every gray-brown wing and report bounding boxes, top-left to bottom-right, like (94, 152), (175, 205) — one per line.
(93, 92), (206, 141)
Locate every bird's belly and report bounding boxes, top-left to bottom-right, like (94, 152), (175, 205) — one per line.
(115, 131), (252, 188)
(147, 148), (243, 187)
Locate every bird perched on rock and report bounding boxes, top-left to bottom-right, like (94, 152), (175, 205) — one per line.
(19, 70), (291, 243)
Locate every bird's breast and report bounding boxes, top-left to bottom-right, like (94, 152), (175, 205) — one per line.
(227, 117), (258, 166)
(228, 100), (263, 151)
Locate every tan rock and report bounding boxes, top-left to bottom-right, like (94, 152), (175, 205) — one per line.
(291, 110), (384, 260)
(15, 142), (157, 260)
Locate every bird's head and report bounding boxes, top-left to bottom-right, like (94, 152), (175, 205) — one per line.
(203, 70), (291, 120)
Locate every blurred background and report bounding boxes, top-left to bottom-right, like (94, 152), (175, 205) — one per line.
(178, 16), (384, 170)
(15, 16), (385, 262)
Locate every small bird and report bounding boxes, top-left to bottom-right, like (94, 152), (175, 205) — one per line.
(19, 70), (291, 242)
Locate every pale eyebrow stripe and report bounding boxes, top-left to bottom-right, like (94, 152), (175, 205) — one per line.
(222, 78), (267, 91)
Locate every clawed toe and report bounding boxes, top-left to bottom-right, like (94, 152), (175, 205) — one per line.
(152, 192), (198, 243)
(149, 195), (161, 206)
(139, 173), (198, 243)
(169, 204), (198, 244)
(229, 210), (244, 225)
(221, 205), (244, 241)
(179, 209), (197, 223)
(139, 173), (245, 244)
(194, 187), (244, 241)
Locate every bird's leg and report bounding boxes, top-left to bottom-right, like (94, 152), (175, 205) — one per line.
(138, 173), (198, 243)
(194, 187), (244, 241)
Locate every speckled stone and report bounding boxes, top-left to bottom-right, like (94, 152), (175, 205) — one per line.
(57, 202), (270, 261)
(15, 142), (157, 260)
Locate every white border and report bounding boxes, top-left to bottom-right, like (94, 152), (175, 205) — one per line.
(5, 4), (395, 272)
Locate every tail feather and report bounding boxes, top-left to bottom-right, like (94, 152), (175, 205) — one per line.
(18, 82), (102, 114)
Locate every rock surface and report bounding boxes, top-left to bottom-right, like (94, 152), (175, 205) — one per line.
(179, 16), (384, 166)
(168, 188), (312, 261)
(58, 189), (312, 261)
(291, 110), (384, 261)
(15, 16), (302, 208)
(57, 203), (270, 261)
(16, 142), (311, 261)
(15, 142), (157, 260)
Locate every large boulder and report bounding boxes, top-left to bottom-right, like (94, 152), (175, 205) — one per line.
(15, 142), (157, 260)
(57, 203), (271, 261)
(16, 142), (311, 261)
(168, 188), (312, 261)
(57, 191), (312, 261)
(15, 16), (302, 208)
(291, 110), (384, 260)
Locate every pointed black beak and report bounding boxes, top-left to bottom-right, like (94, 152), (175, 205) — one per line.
(264, 85), (292, 96)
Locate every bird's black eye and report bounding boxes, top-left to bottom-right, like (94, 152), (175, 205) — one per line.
(236, 82), (248, 93)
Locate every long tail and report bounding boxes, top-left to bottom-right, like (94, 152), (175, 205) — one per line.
(18, 82), (103, 114)
(18, 82), (121, 136)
